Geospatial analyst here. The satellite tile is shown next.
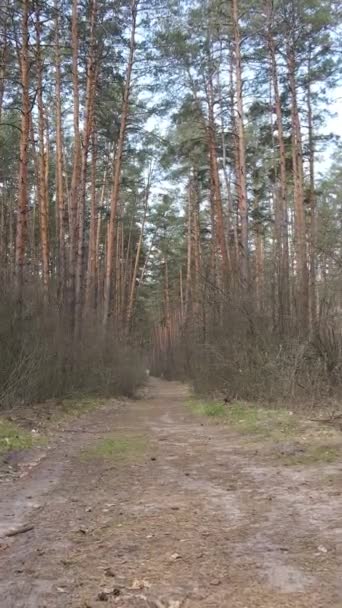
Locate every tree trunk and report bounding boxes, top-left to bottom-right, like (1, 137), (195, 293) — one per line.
(103, 0), (138, 325)
(15, 0), (31, 302)
(85, 131), (98, 310)
(35, 5), (49, 300)
(266, 9), (290, 329)
(232, 0), (248, 288)
(307, 50), (317, 327)
(207, 77), (231, 281)
(287, 43), (309, 330)
(0, 1), (9, 124)
(75, 0), (98, 329)
(55, 1), (66, 303)
(254, 197), (264, 312)
(228, 43), (241, 277)
(185, 178), (193, 318)
(164, 257), (171, 333)
(126, 168), (151, 328)
(192, 172), (202, 316)
(69, 0), (81, 316)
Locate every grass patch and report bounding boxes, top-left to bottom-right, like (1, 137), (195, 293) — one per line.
(50, 396), (107, 423)
(187, 398), (299, 438)
(81, 434), (147, 462)
(282, 444), (340, 466)
(0, 418), (39, 453)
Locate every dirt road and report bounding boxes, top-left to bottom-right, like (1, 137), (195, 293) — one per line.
(0, 378), (341, 607)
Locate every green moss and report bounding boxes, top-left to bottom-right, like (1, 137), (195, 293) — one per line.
(81, 434), (147, 461)
(0, 418), (38, 453)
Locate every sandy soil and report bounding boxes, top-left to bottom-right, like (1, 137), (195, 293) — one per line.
(0, 378), (341, 608)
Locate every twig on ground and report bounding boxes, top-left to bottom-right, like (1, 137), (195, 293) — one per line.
(5, 524), (34, 537)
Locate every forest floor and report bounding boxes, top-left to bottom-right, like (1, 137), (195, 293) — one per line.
(0, 378), (342, 608)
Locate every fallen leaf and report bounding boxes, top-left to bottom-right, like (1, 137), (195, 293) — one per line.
(78, 528), (88, 534)
(169, 553), (182, 562)
(131, 579), (151, 590)
(210, 579), (221, 586)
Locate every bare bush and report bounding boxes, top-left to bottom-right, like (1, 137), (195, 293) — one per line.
(151, 294), (342, 406)
(0, 288), (145, 409)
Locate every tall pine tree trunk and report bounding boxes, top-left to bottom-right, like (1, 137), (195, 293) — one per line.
(287, 43), (309, 330)
(0, 1), (9, 124)
(69, 0), (81, 318)
(15, 0), (30, 302)
(103, 0), (138, 325)
(126, 169), (151, 328)
(55, 1), (66, 303)
(232, 0), (248, 289)
(185, 177), (193, 318)
(307, 50), (317, 327)
(207, 77), (231, 282)
(85, 131), (98, 310)
(75, 0), (97, 330)
(35, 5), (49, 300)
(266, 8), (290, 329)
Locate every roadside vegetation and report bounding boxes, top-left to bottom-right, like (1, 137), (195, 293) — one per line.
(0, 418), (43, 454)
(81, 435), (148, 462)
(187, 398), (342, 466)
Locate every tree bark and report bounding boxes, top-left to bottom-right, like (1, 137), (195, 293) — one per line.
(307, 50), (317, 327)
(266, 4), (290, 329)
(232, 0), (248, 289)
(69, 0), (81, 315)
(55, 0), (67, 303)
(254, 197), (264, 312)
(15, 0), (31, 301)
(75, 0), (98, 329)
(287, 43), (309, 330)
(0, 1), (9, 124)
(103, 0), (138, 325)
(185, 177), (193, 318)
(85, 130), (98, 310)
(126, 168), (151, 328)
(35, 4), (49, 300)
(207, 77), (231, 281)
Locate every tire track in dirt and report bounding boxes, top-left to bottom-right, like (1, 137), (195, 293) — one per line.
(0, 378), (341, 607)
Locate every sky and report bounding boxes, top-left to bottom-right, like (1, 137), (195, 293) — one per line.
(320, 95), (342, 171)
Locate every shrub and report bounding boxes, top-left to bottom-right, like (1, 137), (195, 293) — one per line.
(0, 287), (146, 409)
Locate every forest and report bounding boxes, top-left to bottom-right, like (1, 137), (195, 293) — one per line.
(0, 0), (341, 407)
(1, 2), (342, 606)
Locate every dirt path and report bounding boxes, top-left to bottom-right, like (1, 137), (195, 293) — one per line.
(0, 378), (341, 608)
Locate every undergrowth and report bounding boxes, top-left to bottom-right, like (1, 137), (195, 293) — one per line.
(81, 434), (147, 461)
(187, 398), (342, 465)
(0, 418), (41, 453)
(282, 444), (340, 466)
(51, 397), (107, 422)
(187, 399), (298, 439)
